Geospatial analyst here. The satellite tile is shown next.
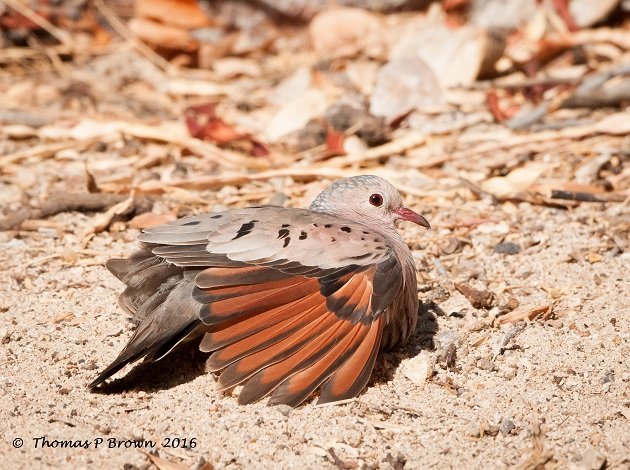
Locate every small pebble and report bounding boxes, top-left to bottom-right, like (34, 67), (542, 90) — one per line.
(275, 404), (293, 417)
(499, 418), (515, 436)
(494, 242), (521, 255)
(476, 358), (495, 371)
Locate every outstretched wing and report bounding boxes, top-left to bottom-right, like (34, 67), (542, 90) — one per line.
(139, 207), (404, 405)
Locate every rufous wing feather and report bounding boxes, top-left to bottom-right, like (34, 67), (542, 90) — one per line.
(195, 259), (399, 406)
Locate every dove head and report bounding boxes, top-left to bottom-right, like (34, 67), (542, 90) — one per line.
(310, 175), (430, 230)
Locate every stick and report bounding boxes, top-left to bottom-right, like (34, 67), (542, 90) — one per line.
(93, 0), (174, 74)
(549, 189), (627, 203)
(0, 192), (149, 231)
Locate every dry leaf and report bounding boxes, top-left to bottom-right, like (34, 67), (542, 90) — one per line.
(129, 212), (176, 229)
(142, 451), (189, 470)
(482, 162), (548, 198)
(81, 195), (134, 242)
(135, 0), (212, 30)
(390, 7), (504, 87)
(265, 89), (327, 142)
(499, 304), (551, 324)
(369, 53), (443, 122)
(309, 7), (383, 58)
(129, 17), (197, 51)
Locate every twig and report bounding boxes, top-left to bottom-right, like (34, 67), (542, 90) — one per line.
(313, 398), (356, 408)
(93, 0), (174, 74)
(418, 112), (630, 168)
(469, 75), (582, 91)
(549, 189), (628, 203)
(498, 304), (551, 325)
(0, 192), (147, 231)
(0, 138), (101, 168)
(3, 0), (72, 46)
(0, 108), (55, 128)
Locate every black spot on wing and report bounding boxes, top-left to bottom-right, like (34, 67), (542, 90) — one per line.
(299, 231), (307, 240)
(341, 226), (351, 233)
(211, 214), (223, 219)
(324, 224), (333, 228)
(277, 229), (290, 239)
(283, 237), (291, 248)
(350, 252), (372, 260)
(232, 221), (256, 240)
(182, 220), (200, 226)
(281, 223), (290, 228)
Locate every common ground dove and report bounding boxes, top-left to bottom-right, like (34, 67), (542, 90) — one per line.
(89, 175), (430, 406)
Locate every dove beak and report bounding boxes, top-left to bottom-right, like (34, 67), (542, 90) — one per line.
(394, 207), (431, 229)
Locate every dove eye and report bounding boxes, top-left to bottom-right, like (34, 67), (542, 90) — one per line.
(369, 193), (383, 207)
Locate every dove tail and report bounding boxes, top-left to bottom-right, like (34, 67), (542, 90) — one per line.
(89, 247), (203, 389)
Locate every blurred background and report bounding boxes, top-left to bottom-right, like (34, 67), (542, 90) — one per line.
(1, 2), (629, 468)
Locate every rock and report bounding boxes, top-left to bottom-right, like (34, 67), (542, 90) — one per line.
(325, 102), (388, 146)
(494, 242), (521, 255)
(476, 357), (495, 371)
(400, 350), (432, 387)
(499, 417), (515, 435)
(579, 448), (607, 470)
(434, 330), (459, 369)
(274, 404), (293, 417)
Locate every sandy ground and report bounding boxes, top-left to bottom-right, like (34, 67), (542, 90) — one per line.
(1, 195), (629, 469)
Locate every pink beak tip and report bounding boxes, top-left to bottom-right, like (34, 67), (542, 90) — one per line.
(396, 207), (431, 229)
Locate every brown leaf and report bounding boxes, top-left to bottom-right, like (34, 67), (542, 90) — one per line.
(185, 103), (269, 156)
(142, 451), (189, 470)
(129, 212), (177, 229)
(135, 0), (213, 30)
(128, 17), (197, 51)
(324, 129), (346, 158)
(455, 283), (496, 309)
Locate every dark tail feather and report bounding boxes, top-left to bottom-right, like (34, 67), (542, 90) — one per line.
(90, 248), (203, 389)
(88, 318), (199, 389)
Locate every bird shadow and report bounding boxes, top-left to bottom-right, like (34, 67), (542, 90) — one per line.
(91, 301), (442, 400)
(90, 339), (210, 394)
(369, 299), (441, 387)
